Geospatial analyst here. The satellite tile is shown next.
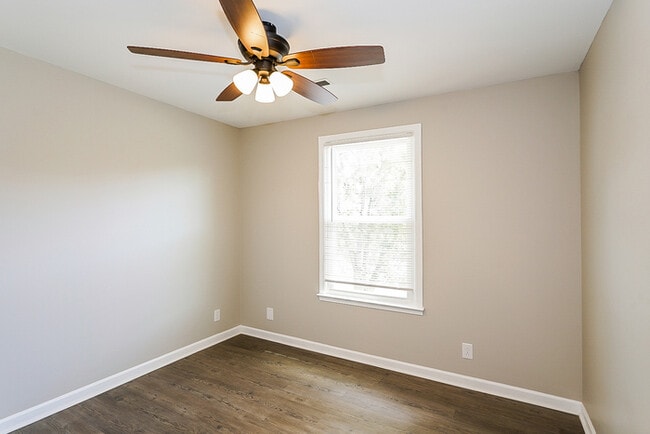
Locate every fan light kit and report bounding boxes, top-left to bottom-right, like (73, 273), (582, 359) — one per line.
(127, 0), (385, 105)
(233, 69), (293, 103)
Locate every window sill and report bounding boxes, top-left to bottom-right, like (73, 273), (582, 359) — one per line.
(317, 293), (424, 316)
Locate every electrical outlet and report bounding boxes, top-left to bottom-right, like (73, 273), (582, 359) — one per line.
(266, 307), (274, 321)
(462, 343), (473, 360)
(213, 309), (221, 322)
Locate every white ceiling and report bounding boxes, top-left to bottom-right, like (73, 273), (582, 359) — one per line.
(0, 0), (611, 128)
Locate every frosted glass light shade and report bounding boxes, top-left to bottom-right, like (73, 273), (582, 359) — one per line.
(269, 71), (293, 97)
(233, 69), (258, 95)
(255, 82), (275, 103)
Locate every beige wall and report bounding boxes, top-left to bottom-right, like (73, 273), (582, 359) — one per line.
(240, 73), (582, 399)
(580, 0), (650, 431)
(0, 47), (240, 418)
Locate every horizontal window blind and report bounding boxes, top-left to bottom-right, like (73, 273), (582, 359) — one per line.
(324, 222), (414, 290)
(323, 136), (415, 293)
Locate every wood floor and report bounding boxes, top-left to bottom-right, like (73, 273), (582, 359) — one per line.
(16, 335), (584, 433)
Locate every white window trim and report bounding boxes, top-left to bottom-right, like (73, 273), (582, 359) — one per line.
(318, 124), (423, 315)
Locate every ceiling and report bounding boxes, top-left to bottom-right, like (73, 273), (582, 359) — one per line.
(0, 0), (612, 128)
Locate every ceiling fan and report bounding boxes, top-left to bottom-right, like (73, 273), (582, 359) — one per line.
(127, 0), (385, 105)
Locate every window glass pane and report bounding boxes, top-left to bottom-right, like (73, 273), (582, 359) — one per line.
(331, 138), (413, 219)
(324, 221), (413, 289)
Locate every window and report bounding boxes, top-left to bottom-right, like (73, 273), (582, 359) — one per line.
(318, 124), (423, 315)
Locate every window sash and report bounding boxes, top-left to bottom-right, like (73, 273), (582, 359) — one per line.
(323, 220), (415, 290)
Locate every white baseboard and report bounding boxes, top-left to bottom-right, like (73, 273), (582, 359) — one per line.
(0, 327), (240, 434)
(1, 325), (595, 434)
(579, 403), (597, 434)
(238, 326), (595, 433)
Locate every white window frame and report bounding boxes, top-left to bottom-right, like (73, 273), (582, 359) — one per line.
(318, 124), (423, 315)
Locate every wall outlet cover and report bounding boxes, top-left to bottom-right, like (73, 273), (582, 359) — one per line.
(462, 343), (473, 360)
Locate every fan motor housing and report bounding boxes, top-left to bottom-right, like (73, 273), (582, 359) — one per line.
(238, 21), (290, 62)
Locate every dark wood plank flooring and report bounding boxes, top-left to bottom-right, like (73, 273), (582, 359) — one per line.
(15, 335), (583, 433)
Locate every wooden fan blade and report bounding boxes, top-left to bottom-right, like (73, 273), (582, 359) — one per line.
(283, 71), (337, 105)
(216, 82), (243, 101)
(127, 46), (243, 65)
(282, 46), (385, 69)
(218, 0), (269, 58)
